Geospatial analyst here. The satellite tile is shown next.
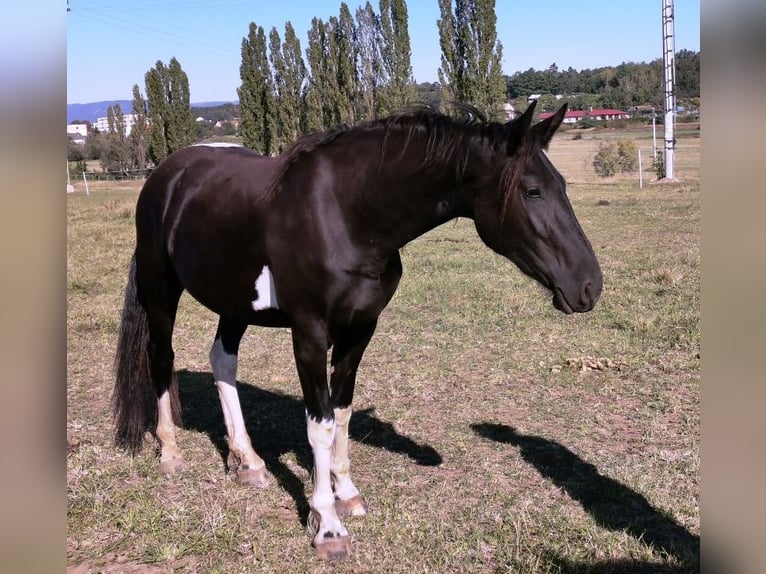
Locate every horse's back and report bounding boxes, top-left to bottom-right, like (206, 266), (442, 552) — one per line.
(138, 145), (273, 207)
(136, 144), (275, 232)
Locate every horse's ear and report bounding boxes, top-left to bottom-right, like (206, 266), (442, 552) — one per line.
(531, 103), (568, 150)
(506, 100), (537, 156)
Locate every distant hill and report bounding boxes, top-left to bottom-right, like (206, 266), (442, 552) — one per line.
(67, 100), (237, 124)
(67, 101), (132, 124)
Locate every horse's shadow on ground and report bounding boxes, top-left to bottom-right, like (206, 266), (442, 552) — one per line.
(177, 369), (442, 525)
(471, 423), (702, 573)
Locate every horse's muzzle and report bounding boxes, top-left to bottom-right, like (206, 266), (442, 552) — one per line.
(553, 276), (602, 314)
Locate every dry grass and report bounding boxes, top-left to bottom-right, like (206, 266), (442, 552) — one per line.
(67, 132), (700, 573)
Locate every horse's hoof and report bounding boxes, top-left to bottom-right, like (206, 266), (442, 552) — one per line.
(159, 457), (185, 476)
(314, 535), (353, 561)
(335, 495), (368, 517)
(237, 466), (272, 488)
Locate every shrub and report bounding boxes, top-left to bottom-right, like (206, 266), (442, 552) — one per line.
(592, 142), (618, 177)
(592, 139), (638, 178)
(616, 139), (638, 172)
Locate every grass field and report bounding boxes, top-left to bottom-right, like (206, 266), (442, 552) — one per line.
(67, 132), (700, 573)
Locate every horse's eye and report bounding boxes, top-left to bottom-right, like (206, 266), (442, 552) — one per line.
(525, 187), (542, 199)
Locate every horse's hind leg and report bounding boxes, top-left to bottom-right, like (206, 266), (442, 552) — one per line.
(210, 317), (271, 487)
(136, 252), (185, 475)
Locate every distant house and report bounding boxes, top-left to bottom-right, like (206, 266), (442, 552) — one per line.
(527, 94), (564, 103)
(67, 123), (88, 137)
(67, 123), (88, 145)
(215, 118), (240, 129)
(503, 103), (517, 121)
(538, 108), (629, 124)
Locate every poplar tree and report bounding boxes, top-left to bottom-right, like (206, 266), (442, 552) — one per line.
(324, 16), (344, 126)
(145, 61), (169, 162)
(304, 6), (360, 131)
(437, 0), (507, 120)
(355, 2), (384, 121)
(379, 0), (417, 114)
(166, 58), (196, 150)
(145, 57), (195, 163)
(269, 22), (306, 149)
(269, 26), (288, 151)
(305, 17), (335, 131)
(238, 23), (277, 154)
(103, 104), (130, 174)
(333, 3), (359, 124)
(130, 84), (149, 170)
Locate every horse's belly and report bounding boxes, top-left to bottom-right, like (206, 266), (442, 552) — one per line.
(171, 247), (290, 327)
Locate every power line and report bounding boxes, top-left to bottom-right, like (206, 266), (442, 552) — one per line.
(68, 1), (241, 58)
(71, 11), (237, 58)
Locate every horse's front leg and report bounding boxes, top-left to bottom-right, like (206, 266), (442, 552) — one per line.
(210, 318), (271, 487)
(292, 323), (353, 561)
(329, 322), (377, 517)
(330, 406), (366, 516)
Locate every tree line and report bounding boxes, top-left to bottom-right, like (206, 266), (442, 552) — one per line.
(68, 0), (699, 174)
(236, 0), (507, 155)
(506, 49), (700, 112)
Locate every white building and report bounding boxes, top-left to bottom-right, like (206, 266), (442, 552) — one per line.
(95, 113), (141, 136)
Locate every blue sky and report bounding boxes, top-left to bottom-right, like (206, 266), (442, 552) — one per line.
(66, 0), (700, 104)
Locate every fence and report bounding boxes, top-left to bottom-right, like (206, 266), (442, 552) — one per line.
(79, 169), (153, 181)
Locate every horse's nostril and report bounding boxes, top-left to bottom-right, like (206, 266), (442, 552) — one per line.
(582, 279), (602, 305)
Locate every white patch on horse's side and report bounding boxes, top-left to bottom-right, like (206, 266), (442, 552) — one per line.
(251, 265), (279, 311)
(193, 142), (242, 147)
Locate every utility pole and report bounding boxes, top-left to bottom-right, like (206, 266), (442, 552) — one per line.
(662, 0), (676, 180)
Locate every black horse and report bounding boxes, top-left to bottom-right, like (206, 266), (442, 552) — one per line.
(113, 101), (602, 560)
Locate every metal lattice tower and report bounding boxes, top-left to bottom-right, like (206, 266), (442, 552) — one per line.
(662, 0), (676, 179)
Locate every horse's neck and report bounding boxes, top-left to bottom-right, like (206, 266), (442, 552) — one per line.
(356, 153), (476, 250)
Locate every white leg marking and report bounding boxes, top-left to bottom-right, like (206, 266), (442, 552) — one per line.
(307, 415), (348, 544)
(331, 407), (362, 504)
(210, 339), (265, 472)
(251, 266), (279, 311)
(156, 390), (183, 472)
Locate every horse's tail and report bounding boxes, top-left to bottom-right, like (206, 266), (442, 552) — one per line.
(112, 253), (155, 454)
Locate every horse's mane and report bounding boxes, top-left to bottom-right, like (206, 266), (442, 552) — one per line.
(264, 103), (532, 208)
